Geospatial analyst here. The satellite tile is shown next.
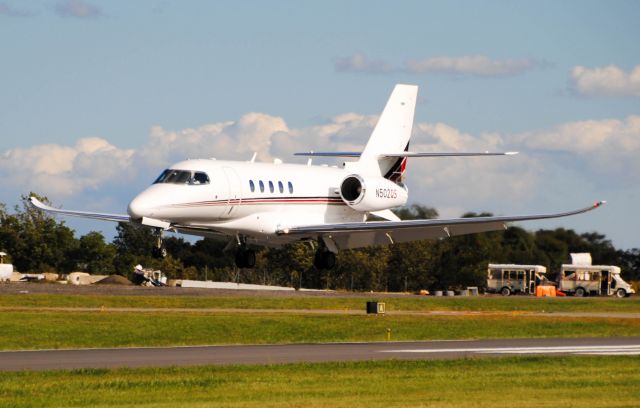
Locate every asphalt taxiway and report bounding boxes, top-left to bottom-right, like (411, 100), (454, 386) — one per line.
(2, 337), (639, 371)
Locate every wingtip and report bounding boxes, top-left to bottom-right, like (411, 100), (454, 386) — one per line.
(595, 200), (607, 207)
(505, 151), (519, 155)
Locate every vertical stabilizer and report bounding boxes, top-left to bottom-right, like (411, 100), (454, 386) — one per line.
(359, 84), (418, 179)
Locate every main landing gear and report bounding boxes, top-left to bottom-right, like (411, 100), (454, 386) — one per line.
(235, 247), (256, 269)
(314, 249), (336, 270)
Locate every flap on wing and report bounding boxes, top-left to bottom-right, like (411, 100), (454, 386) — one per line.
(293, 151), (518, 158)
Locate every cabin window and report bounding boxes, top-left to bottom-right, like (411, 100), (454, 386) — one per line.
(259, 180), (264, 193)
(269, 181), (274, 193)
(288, 181), (293, 194)
(249, 180), (255, 192)
(278, 181), (284, 193)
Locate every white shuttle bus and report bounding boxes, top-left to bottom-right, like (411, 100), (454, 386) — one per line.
(558, 265), (635, 298)
(486, 264), (547, 296)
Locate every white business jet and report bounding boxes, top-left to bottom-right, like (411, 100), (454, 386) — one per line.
(30, 84), (604, 269)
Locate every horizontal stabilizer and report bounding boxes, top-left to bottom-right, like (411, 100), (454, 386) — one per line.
(294, 151), (518, 158)
(294, 152), (361, 158)
(379, 151), (519, 158)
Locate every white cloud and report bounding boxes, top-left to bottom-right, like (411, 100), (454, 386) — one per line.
(512, 115), (640, 176)
(334, 53), (393, 74)
(137, 113), (289, 168)
(0, 2), (35, 17)
(0, 138), (133, 196)
(334, 53), (536, 77)
(54, 0), (103, 18)
(570, 65), (640, 97)
(404, 55), (534, 77)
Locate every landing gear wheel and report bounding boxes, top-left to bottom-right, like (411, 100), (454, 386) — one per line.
(616, 288), (627, 298)
(575, 287), (586, 297)
(314, 251), (336, 270)
(235, 249), (256, 269)
(500, 287), (511, 297)
(152, 245), (167, 259)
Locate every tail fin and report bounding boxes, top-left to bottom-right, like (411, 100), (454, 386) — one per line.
(359, 84), (418, 180)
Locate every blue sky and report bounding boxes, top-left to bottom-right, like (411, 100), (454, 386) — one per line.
(1, 0), (639, 249)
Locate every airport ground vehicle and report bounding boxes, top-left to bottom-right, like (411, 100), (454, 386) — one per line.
(558, 265), (635, 298)
(486, 264), (547, 296)
(0, 252), (13, 283)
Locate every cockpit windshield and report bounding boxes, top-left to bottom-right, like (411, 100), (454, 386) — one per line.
(153, 169), (210, 185)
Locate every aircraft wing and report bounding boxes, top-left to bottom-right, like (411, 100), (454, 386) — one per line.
(277, 201), (605, 250)
(29, 197), (131, 223)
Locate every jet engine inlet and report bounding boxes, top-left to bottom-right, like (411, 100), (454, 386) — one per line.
(340, 175), (365, 204)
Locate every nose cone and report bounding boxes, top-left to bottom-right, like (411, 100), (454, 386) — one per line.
(127, 195), (150, 219)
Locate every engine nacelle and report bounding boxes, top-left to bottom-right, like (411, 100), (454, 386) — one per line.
(339, 174), (408, 212)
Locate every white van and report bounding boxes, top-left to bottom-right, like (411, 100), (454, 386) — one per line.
(559, 265), (635, 297)
(0, 252), (13, 283)
(487, 264), (547, 296)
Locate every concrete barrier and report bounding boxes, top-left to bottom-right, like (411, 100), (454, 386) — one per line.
(179, 280), (296, 291)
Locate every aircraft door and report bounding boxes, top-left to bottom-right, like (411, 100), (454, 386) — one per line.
(601, 270), (610, 295)
(223, 167), (242, 217)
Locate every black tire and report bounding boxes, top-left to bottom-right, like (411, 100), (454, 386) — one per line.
(575, 287), (586, 297)
(152, 246), (167, 259)
(235, 249), (256, 269)
(244, 249), (256, 268)
(314, 251), (336, 270)
(500, 287), (511, 296)
(235, 251), (246, 268)
(323, 251), (336, 269)
(616, 288), (626, 298)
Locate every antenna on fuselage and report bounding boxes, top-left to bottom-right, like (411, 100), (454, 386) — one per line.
(250, 152), (257, 163)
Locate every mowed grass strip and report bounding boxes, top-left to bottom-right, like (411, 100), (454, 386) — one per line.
(2, 292), (640, 313)
(1, 356), (640, 408)
(2, 311), (640, 350)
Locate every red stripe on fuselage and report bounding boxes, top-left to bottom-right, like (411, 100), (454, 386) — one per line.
(169, 197), (345, 208)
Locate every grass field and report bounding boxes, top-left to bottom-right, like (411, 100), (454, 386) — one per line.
(2, 310), (640, 350)
(2, 292), (640, 313)
(2, 356), (639, 407)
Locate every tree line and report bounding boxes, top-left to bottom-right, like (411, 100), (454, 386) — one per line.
(1, 195), (638, 291)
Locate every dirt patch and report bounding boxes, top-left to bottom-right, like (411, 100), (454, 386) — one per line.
(95, 275), (132, 285)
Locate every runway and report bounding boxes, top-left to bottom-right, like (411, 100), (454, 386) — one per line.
(2, 337), (639, 371)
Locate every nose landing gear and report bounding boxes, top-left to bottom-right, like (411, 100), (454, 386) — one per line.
(152, 229), (167, 259)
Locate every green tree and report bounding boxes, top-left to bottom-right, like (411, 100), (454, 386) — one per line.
(70, 232), (116, 274)
(0, 194), (78, 272)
